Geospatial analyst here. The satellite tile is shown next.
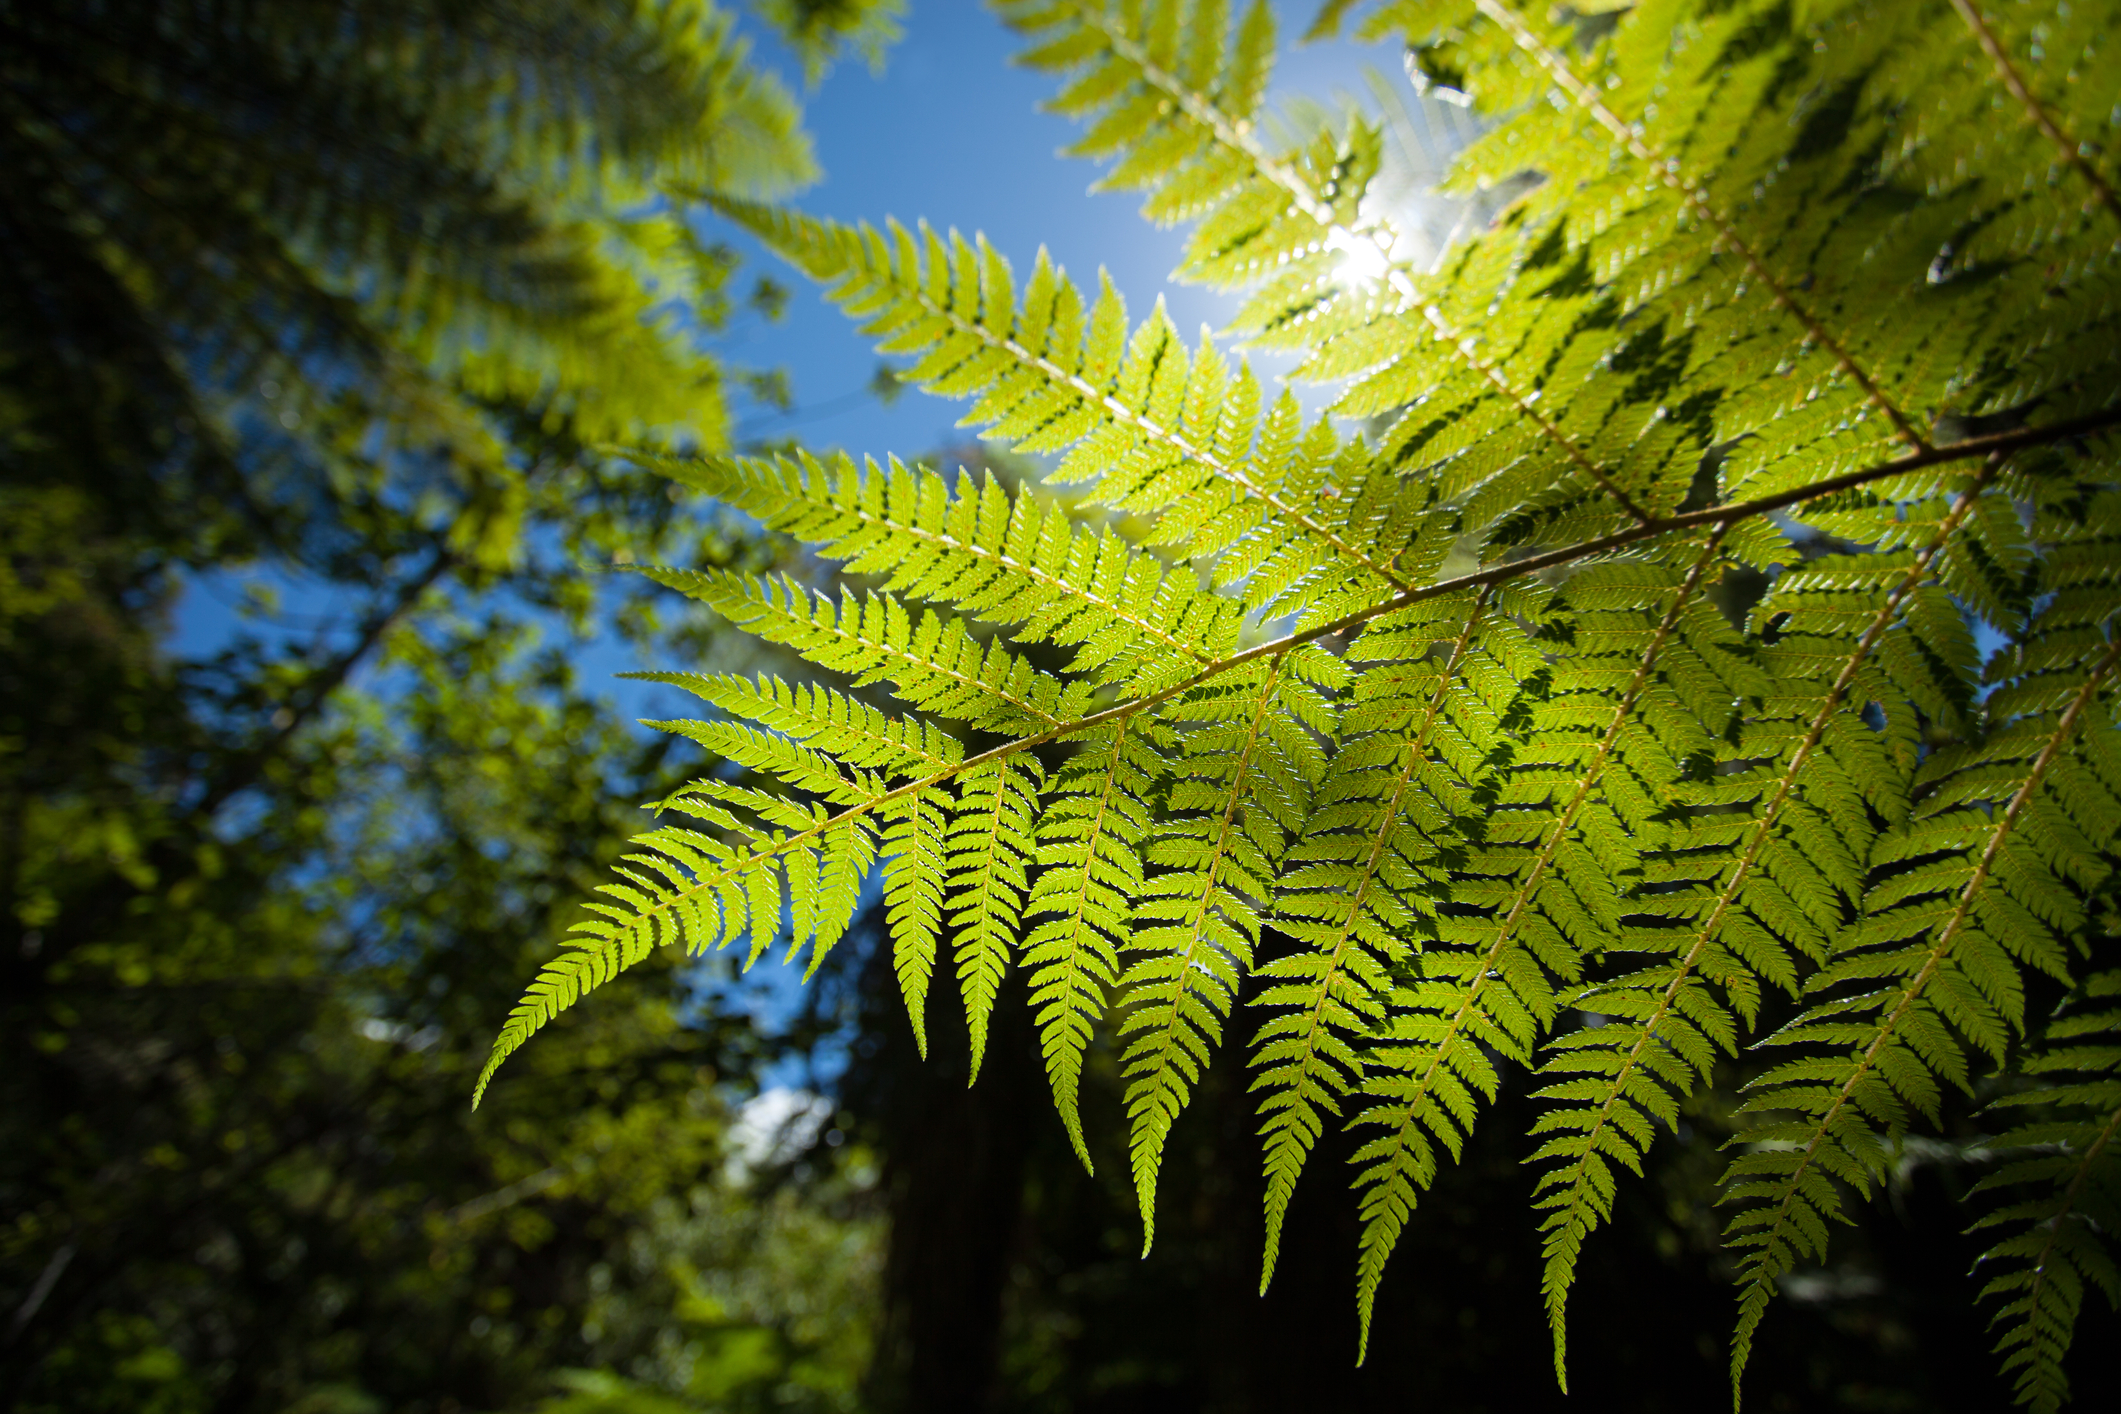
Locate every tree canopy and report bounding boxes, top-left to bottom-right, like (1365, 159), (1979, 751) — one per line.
(1, 1), (895, 1409)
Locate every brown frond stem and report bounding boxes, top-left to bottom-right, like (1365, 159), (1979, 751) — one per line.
(609, 409), (2120, 980)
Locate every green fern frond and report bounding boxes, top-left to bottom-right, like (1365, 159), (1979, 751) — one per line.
(997, 0), (1351, 303)
(625, 670), (964, 778)
(1528, 473), (1998, 1375)
(884, 784), (951, 1057)
(949, 755), (1046, 1080)
(1723, 637), (2121, 1397)
(476, 784), (884, 1105)
(1252, 585), (1498, 1293)
(1014, 0), (1665, 531)
(655, 447), (1241, 688)
(1347, 534), (1728, 1359)
(483, 0), (2121, 1395)
(641, 566), (1089, 732)
(709, 196), (1410, 609)
(1969, 967), (2121, 1414)
(1123, 647), (1338, 1249)
(1027, 719), (1166, 1170)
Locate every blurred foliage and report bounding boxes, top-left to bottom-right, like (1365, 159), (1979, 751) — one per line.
(749, 0), (904, 81)
(0, 1), (899, 1410)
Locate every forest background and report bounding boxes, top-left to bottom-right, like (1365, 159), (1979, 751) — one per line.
(4, 2), (2114, 1413)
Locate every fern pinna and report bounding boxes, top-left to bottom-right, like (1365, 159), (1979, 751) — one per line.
(479, 0), (2121, 1403)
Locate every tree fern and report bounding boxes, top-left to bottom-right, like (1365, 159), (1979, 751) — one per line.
(485, 0), (2121, 1402)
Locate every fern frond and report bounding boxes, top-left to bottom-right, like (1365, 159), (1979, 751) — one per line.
(1969, 968), (2121, 1414)
(657, 447), (1240, 689)
(1528, 470), (1997, 1375)
(1010, 0), (1660, 527)
(489, 0), (2121, 1390)
(949, 754), (1046, 1080)
(1466, 0), (1931, 456)
(1723, 637), (2121, 1398)
(475, 785), (884, 1105)
(1251, 585), (1498, 1292)
(709, 196), (1411, 610)
(625, 670), (964, 778)
(1122, 647), (1338, 1249)
(641, 567), (1089, 732)
(997, 0), (1352, 300)
(884, 783), (951, 1057)
(1944, 0), (2121, 228)
(1026, 719), (1165, 1169)
(1348, 533), (1730, 1358)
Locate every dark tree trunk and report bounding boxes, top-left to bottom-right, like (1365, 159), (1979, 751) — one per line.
(861, 952), (1039, 1414)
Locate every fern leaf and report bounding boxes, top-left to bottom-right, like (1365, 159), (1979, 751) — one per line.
(1467, 0), (1930, 455)
(628, 670), (963, 778)
(1349, 534), (1727, 1358)
(477, 789), (884, 1103)
(708, 197), (1410, 605)
(657, 447), (1240, 689)
(1724, 637), (2121, 1400)
(490, 0), (2121, 1389)
(1013, 0), (1656, 528)
(1122, 647), (1338, 1250)
(1252, 586), (1493, 1292)
(948, 754), (1046, 1081)
(1969, 968), (2121, 1414)
(884, 784), (951, 1058)
(1527, 472), (1999, 1372)
(642, 567), (1088, 732)
(1025, 718), (1165, 1169)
